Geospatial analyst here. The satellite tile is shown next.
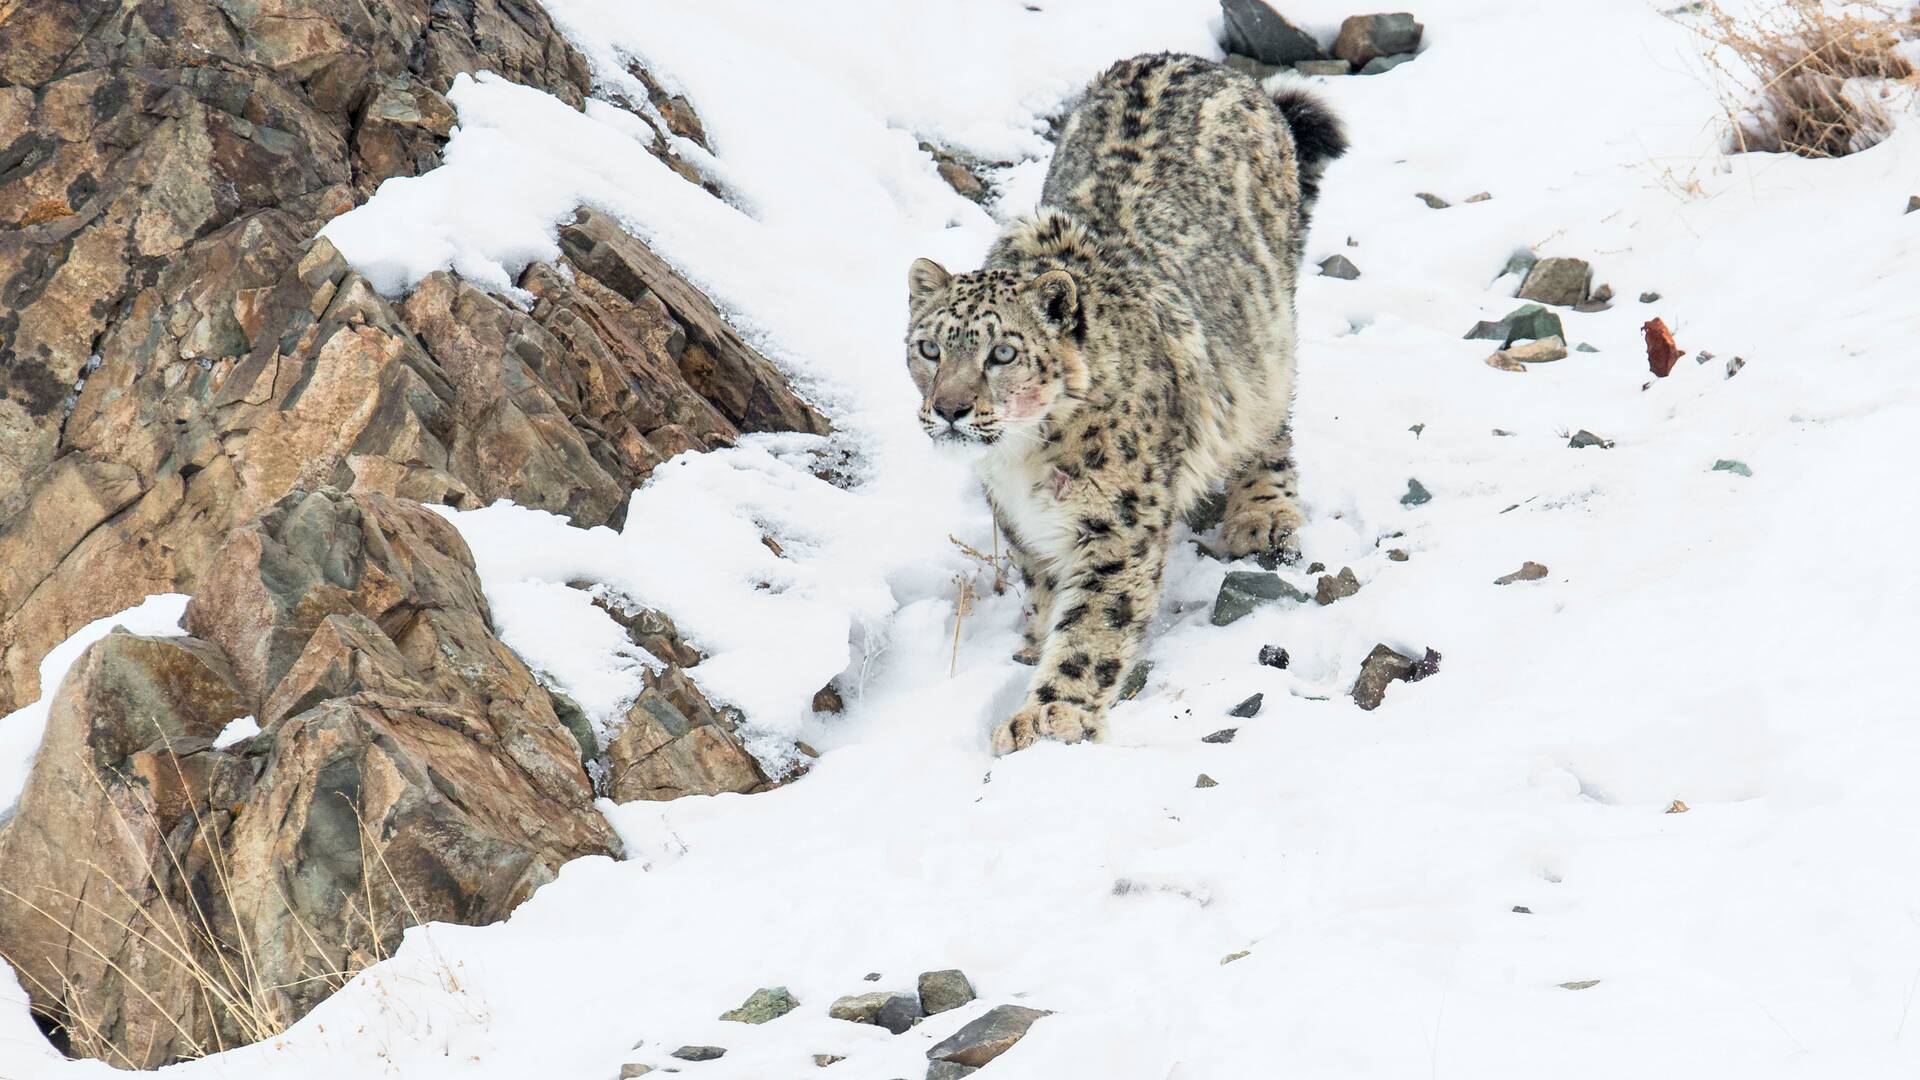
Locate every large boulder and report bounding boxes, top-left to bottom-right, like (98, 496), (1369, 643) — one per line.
(0, 488), (617, 1067)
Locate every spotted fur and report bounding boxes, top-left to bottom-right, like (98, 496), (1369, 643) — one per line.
(904, 54), (1346, 753)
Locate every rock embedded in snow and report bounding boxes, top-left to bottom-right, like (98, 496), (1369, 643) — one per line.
(606, 668), (776, 801)
(591, 593), (704, 668)
(1666, 799), (1691, 814)
(1465, 191), (1493, 203)
(1400, 479), (1433, 507)
(1713, 459), (1752, 477)
(1504, 336), (1569, 365)
(1640, 290), (1662, 303)
(1119, 660), (1154, 700)
(1229, 693), (1264, 718)
(814, 1054), (845, 1067)
(1334, 13), (1424, 68)
(1495, 561), (1550, 584)
(1466, 304), (1564, 348)
(1359, 53), (1416, 75)
(1296, 59), (1353, 76)
(1567, 429), (1613, 449)
(619, 1065), (653, 1078)
(1258, 644), (1291, 669)
(830, 990), (922, 1034)
(1196, 773), (1220, 788)
(720, 985), (800, 1024)
(927, 1062), (981, 1080)
(1416, 191), (1451, 209)
(918, 969), (977, 1016)
(1558, 980), (1602, 991)
(1351, 644), (1419, 710)
(1203, 727), (1239, 743)
(1315, 567), (1361, 605)
(1318, 254), (1361, 279)
(1908, 195), (1920, 214)
(926, 1005), (1052, 1068)
(1387, 548), (1410, 561)
(1219, 0), (1329, 64)
(672, 1045), (727, 1061)
(1211, 571), (1312, 626)
(1517, 257), (1593, 307)
(1577, 342), (1600, 353)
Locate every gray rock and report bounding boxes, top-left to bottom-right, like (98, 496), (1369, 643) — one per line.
(1415, 192), (1450, 209)
(619, 1065), (653, 1078)
(1500, 250), (1539, 281)
(1592, 283), (1615, 302)
(1318, 254), (1361, 280)
(865, 971), (883, 981)
(1576, 342), (1599, 353)
(830, 990), (923, 1034)
(672, 1045), (727, 1061)
(1464, 191), (1493, 203)
(1639, 291), (1662, 303)
(1295, 59), (1353, 76)
(1315, 566), (1361, 605)
(1334, 13), (1424, 67)
(1351, 643), (1417, 711)
(1221, 53), (1285, 82)
(1517, 257), (1593, 307)
(1387, 548), (1409, 561)
(1220, 0), (1328, 64)
(927, 1005), (1051, 1068)
(1567, 429), (1612, 449)
(548, 688), (598, 762)
(1494, 561), (1549, 585)
(1228, 693), (1264, 718)
(814, 1054), (845, 1067)
(1119, 660), (1153, 700)
(1258, 645), (1291, 669)
(1196, 773), (1219, 788)
(1558, 979), (1601, 991)
(1400, 479), (1432, 507)
(1211, 571), (1312, 626)
(927, 1063), (980, 1080)
(1464, 304), (1563, 348)
(1725, 355), (1745, 379)
(1202, 727), (1239, 744)
(720, 985), (800, 1024)
(1712, 459), (1752, 477)
(1359, 52), (1416, 75)
(918, 970), (977, 1017)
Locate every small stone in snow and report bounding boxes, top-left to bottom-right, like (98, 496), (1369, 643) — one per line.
(672, 1046), (727, 1061)
(1485, 350), (1528, 373)
(1307, 561), (1326, 574)
(1907, 195), (1919, 214)
(864, 972), (883, 981)
(1359, 52), (1415, 74)
(720, 986), (799, 1024)
(829, 990), (923, 1034)
(1411, 647), (1442, 681)
(1558, 980), (1602, 991)
(1665, 799), (1690, 814)
(1211, 572), (1311, 626)
(1314, 566), (1361, 605)
(1567, 429), (1613, 449)
(917, 969), (976, 1016)
(1725, 355), (1745, 379)
(1228, 693), (1264, 718)
(1352, 644), (1417, 711)
(1318, 254), (1361, 279)
(1408, 422), (1424, 437)
(1712, 459), (1752, 477)
(1295, 58), (1353, 76)
(1504, 335), (1569, 364)
(1518, 257), (1593, 307)
(1491, 428), (1516, 437)
(1335, 12), (1424, 67)
(1415, 191), (1450, 209)
(1576, 342), (1599, 353)
(1494, 561), (1549, 585)
(1196, 773), (1219, 788)
(1639, 290), (1661, 303)
(1512, 906), (1533, 914)
(1400, 479), (1432, 507)
(926, 1005), (1051, 1068)
(1257, 645), (1291, 669)
(1119, 660), (1153, 699)
(1220, 950), (1250, 965)
(1202, 728), (1238, 744)
(1464, 191), (1492, 203)
(1387, 548), (1409, 561)
(927, 1062), (980, 1080)
(1592, 283), (1614, 302)
(620, 1066), (653, 1078)
(1220, 0), (1329, 64)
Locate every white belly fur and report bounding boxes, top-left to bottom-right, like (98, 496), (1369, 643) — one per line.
(977, 446), (1078, 573)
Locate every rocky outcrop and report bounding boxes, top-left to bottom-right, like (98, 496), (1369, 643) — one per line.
(0, 488), (617, 1067)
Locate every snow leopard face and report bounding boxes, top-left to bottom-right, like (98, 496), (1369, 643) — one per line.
(903, 259), (1085, 446)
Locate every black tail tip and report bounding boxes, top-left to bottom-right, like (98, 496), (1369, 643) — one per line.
(1271, 87), (1349, 174)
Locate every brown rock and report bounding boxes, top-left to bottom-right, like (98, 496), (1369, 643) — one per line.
(1334, 13), (1425, 68)
(1315, 566), (1361, 605)
(0, 488), (615, 1067)
(1351, 643), (1418, 711)
(926, 1004), (1051, 1068)
(1494, 561), (1549, 585)
(607, 669), (773, 801)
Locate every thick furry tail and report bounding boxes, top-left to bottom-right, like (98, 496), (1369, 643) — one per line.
(1271, 86), (1348, 209)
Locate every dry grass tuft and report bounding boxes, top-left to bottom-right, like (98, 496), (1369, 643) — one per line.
(1691, 0), (1916, 158)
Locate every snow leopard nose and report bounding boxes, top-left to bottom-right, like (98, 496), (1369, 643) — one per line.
(933, 395), (973, 424)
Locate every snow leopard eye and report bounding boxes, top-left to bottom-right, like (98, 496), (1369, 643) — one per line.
(917, 339), (940, 361)
(989, 344), (1017, 365)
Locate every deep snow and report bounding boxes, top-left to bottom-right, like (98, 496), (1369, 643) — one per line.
(6, 0), (1920, 1076)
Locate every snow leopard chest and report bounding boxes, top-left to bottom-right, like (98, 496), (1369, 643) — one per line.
(978, 450), (1079, 572)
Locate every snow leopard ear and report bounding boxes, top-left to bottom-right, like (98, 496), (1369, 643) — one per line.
(1027, 269), (1080, 334)
(908, 258), (951, 306)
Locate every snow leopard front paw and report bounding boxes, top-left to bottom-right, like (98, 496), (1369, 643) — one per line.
(991, 701), (1106, 755)
(1221, 500), (1305, 564)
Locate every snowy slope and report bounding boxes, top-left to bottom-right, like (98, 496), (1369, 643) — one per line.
(7, 0), (1920, 1077)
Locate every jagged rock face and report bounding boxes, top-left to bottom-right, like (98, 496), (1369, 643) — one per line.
(0, 488), (618, 1067)
(0, 0), (827, 714)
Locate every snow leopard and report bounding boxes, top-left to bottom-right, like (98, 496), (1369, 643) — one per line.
(904, 52), (1347, 753)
